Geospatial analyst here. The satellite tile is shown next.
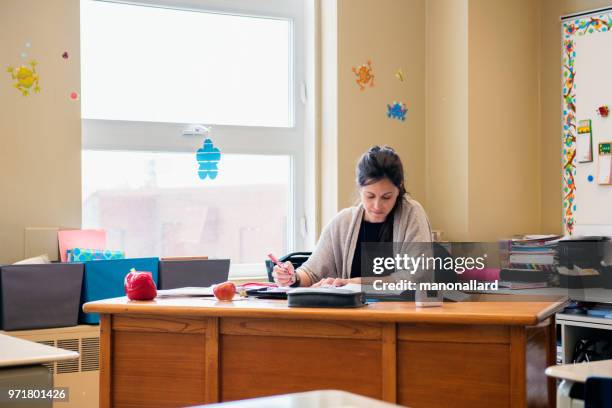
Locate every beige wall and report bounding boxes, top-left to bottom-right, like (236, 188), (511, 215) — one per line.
(468, 0), (541, 240)
(425, 0), (469, 241)
(424, 0), (541, 241)
(0, 0), (81, 263)
(320, 0), (427, 228)
(540, 0), (565, 236)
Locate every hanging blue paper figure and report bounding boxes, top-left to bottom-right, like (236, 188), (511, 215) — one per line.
(196, 138), (221, 180)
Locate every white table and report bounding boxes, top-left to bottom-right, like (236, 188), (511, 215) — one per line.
(0, 334), (79, 408)
(546, 360), (612, 408)
(191, 390), (405, 408)
(0, 334), (78, 367)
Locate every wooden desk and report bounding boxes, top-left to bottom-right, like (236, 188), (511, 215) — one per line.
(83, 295), (566, 408)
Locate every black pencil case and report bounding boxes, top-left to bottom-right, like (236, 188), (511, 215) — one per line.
(287, 288), (366, 308)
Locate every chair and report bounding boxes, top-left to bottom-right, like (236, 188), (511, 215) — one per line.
(585, 376), (612, 408)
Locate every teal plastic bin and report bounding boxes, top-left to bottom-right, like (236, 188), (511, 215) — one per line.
(80, 257), (158, 324)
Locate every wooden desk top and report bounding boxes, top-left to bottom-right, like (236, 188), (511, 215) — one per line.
(546, 360), (612, 383)
(0, 334), (79, 368)
(83, 294), (567, 325)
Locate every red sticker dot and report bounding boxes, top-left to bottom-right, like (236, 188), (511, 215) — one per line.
(70, 91), (79, 101)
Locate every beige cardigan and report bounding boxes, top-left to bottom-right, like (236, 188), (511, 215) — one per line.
(298, 195), (433, 284)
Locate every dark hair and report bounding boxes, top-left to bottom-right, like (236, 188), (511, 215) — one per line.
(356, 145), (406, 241)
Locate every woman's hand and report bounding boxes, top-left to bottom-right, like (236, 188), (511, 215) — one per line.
(312, 277), (351, 288)
(272, 261), (296, 287)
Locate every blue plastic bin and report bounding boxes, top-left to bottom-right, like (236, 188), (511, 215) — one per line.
(80, 257), (158, 324)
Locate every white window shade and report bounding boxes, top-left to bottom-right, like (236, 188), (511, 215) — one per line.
(81, 0), (292, 127)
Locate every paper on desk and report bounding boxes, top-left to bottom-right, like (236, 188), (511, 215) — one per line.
(290, 283), (364, 293)
(156, 286), (215, 297)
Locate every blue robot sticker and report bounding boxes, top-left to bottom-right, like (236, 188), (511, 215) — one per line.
(387, 101), (407, 121)
(196, 138), (221, 180)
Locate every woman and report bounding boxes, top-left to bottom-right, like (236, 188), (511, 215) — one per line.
(273, 145), (432, 287)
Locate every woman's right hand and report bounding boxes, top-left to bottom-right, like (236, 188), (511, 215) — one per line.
(272, 261), (296, 287)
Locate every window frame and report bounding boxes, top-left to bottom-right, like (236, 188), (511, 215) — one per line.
(81, 0), (309, 279)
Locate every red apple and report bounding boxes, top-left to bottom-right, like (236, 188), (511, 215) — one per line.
(124, 270), (157, 300)
(213, 281), (236, 301)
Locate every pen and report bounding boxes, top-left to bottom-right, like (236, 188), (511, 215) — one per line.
(267, 253), (292, 275)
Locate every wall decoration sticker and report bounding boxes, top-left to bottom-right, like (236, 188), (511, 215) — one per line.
(387, 101), (407, 121)
(6, 60), (40, 96)
(597, 105), (609, 117)
(395, 68), (405, 82)
(352, 60), (375, 90)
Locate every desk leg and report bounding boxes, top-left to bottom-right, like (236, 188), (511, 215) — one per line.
(99, 314), (112, 408)
(510, 326), (527, 407)
(381, 323), (397, 404)
(547, 316), (557, 408)
(205, 317), (219, 404)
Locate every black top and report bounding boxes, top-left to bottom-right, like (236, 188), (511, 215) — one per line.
(350, 220), (391, 279)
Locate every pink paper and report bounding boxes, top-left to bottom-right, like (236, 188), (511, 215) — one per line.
(459, 267), (500, 282)
(58, 229), (107, 262)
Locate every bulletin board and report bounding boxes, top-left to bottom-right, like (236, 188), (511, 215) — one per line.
(562, 10), (612, 236)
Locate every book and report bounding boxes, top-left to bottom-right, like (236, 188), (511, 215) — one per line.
(509, 253), (555, 265)
(498, 281), (549, 290)
(499, 268), (552, 282)
(508, 263), (556, 272)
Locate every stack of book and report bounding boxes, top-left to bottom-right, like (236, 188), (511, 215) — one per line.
(500, 235), (561, 286)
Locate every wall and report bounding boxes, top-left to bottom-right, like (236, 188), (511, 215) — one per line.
(318, 0), (427, 229)
(425, 0), (469, 241)
(0, 0), (81, 263)
(468, 0), (541, 240)
(336, 0), (426, 212)
(423, 0), (541, 241)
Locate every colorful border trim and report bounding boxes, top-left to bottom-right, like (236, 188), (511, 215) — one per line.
(562, 15), (612, 234)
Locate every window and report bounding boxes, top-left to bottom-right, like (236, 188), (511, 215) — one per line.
(80, 0), (309, 278)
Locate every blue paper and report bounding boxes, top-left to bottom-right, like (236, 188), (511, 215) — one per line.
(196, 138), (221, 180)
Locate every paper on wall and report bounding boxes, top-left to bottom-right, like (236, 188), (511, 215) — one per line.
(597, 142), (612, 185)
(577, 119), (593, 163)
